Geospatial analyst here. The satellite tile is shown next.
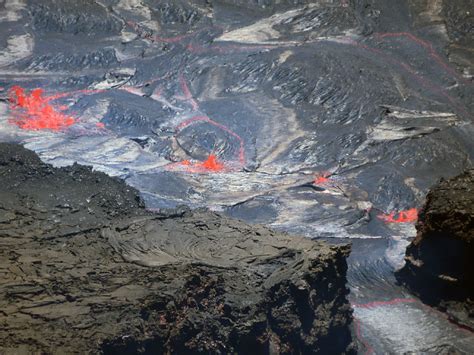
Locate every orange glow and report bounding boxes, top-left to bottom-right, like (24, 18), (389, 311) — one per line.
(176, 115), (245, 167)
(9, 86), (75, 131)
(167, 154), (226, 173)
(200, 154), (224, 171)
(378, 208), (418, 223)
(314, 172), (331, 185)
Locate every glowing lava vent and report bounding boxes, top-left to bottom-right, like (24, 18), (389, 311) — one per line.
(378, 208), (418, 223)
(171, 154), (226, 173)
(9, 86), (75, 131)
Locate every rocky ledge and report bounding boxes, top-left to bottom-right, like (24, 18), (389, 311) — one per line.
(396, 170), (474, 330)
(0, 143), (355, 354)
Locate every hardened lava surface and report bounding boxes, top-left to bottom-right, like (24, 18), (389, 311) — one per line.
(0, 0), (473, 353)
(0, 143), (354, 354)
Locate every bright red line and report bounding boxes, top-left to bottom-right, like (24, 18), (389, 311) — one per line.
(354, 317), (374, 355)
(347, 39), (471, 119)
(47, 89), (105, 101)
(375, 32), (469, 84)
(176, 115), (246, 166)
(179, 74), (199, 111)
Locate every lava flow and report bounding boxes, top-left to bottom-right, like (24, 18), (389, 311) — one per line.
(8, 86), (75, 131)
(378, 208), (418, 223)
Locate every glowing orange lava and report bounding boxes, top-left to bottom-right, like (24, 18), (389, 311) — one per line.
(314, 172), (331, 185)
(9, 86), (75, 131)
(168, 154), (226, 173)
(200, 154), (224, 171)
(176, 115), (246, 167)
(378, 208), (418, 223)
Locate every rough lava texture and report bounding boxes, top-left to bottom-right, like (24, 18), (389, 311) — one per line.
(396, 170), (474, 329)
(0, 143), (355, 354)
(1, 0), (473, 352)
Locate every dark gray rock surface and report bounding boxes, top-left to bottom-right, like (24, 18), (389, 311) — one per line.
(396, 170), (474, 330)
(0, 143), (354, 354)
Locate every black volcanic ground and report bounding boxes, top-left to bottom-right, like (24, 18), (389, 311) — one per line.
(0, 0), (473, 353)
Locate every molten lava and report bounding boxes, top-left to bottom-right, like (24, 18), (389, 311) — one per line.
(9, 86), (75, 131)
(314, 172), (331, 185)
(176, 115), (246, 168)
(200, 154), (224, 171)
(167, 154), (226, 173)
(378, 208), (418, 223)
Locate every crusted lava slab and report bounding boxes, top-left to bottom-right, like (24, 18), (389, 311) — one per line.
(396, 170), (474, 329)
(0, 143), (354, 354)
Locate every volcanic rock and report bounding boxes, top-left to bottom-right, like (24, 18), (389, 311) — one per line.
(396, 170), (474, 329)
(0, 143), (355, 354)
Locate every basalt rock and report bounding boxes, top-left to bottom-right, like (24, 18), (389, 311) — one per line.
(396, 170), (474, 329)
(0, 143), (355, 354)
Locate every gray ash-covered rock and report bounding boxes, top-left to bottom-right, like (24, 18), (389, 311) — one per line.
(408, 0), (473, 78)
(0, 143), (355, 354)
(396, 170), (474, 329)
(29, 0), (123, 35)
(442, 0), (474, 77)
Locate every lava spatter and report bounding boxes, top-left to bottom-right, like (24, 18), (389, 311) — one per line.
(8, 86), (75, 131)
(168, 154), (226, 173)
(378, 208), (418, 223)
(200, 154), (224, 171)
(314, 172), (331, 185)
